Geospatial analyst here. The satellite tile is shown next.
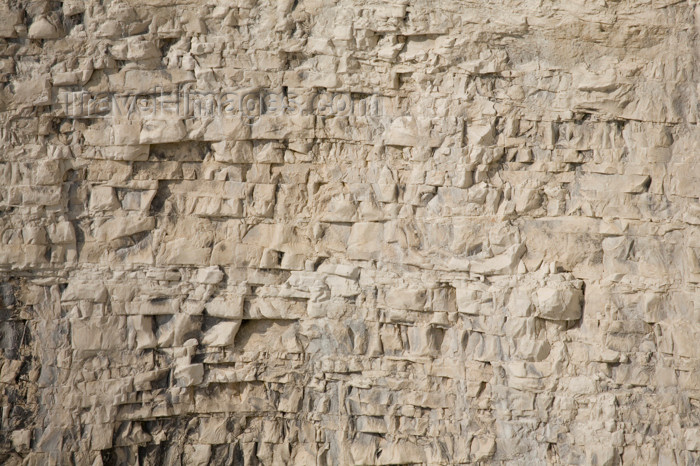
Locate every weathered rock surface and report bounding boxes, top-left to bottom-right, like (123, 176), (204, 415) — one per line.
(0, 0), (699, 464)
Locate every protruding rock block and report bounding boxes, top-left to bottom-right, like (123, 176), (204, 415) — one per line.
(535, 283), (583, 321)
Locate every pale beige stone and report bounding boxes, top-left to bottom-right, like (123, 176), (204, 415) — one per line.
(28, 16), (61, 39)
(89, 186), (120, 212)
(347, 222), (383, 260)
(535, 285), (583, 321)
(3, 0), (700, 463)
(201, 321), (240, 346)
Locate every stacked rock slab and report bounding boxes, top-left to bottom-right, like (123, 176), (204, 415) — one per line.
(1, 0), (699, 464)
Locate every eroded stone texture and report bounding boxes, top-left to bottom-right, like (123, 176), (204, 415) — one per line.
(1, 0), (700, 464)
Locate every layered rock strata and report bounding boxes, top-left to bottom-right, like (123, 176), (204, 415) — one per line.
(1, 0), (700, 464)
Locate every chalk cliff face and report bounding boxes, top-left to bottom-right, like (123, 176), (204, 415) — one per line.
(1, 0), (700, 464)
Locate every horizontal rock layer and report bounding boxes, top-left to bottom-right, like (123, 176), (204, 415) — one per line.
(0, 0), (699, 465)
